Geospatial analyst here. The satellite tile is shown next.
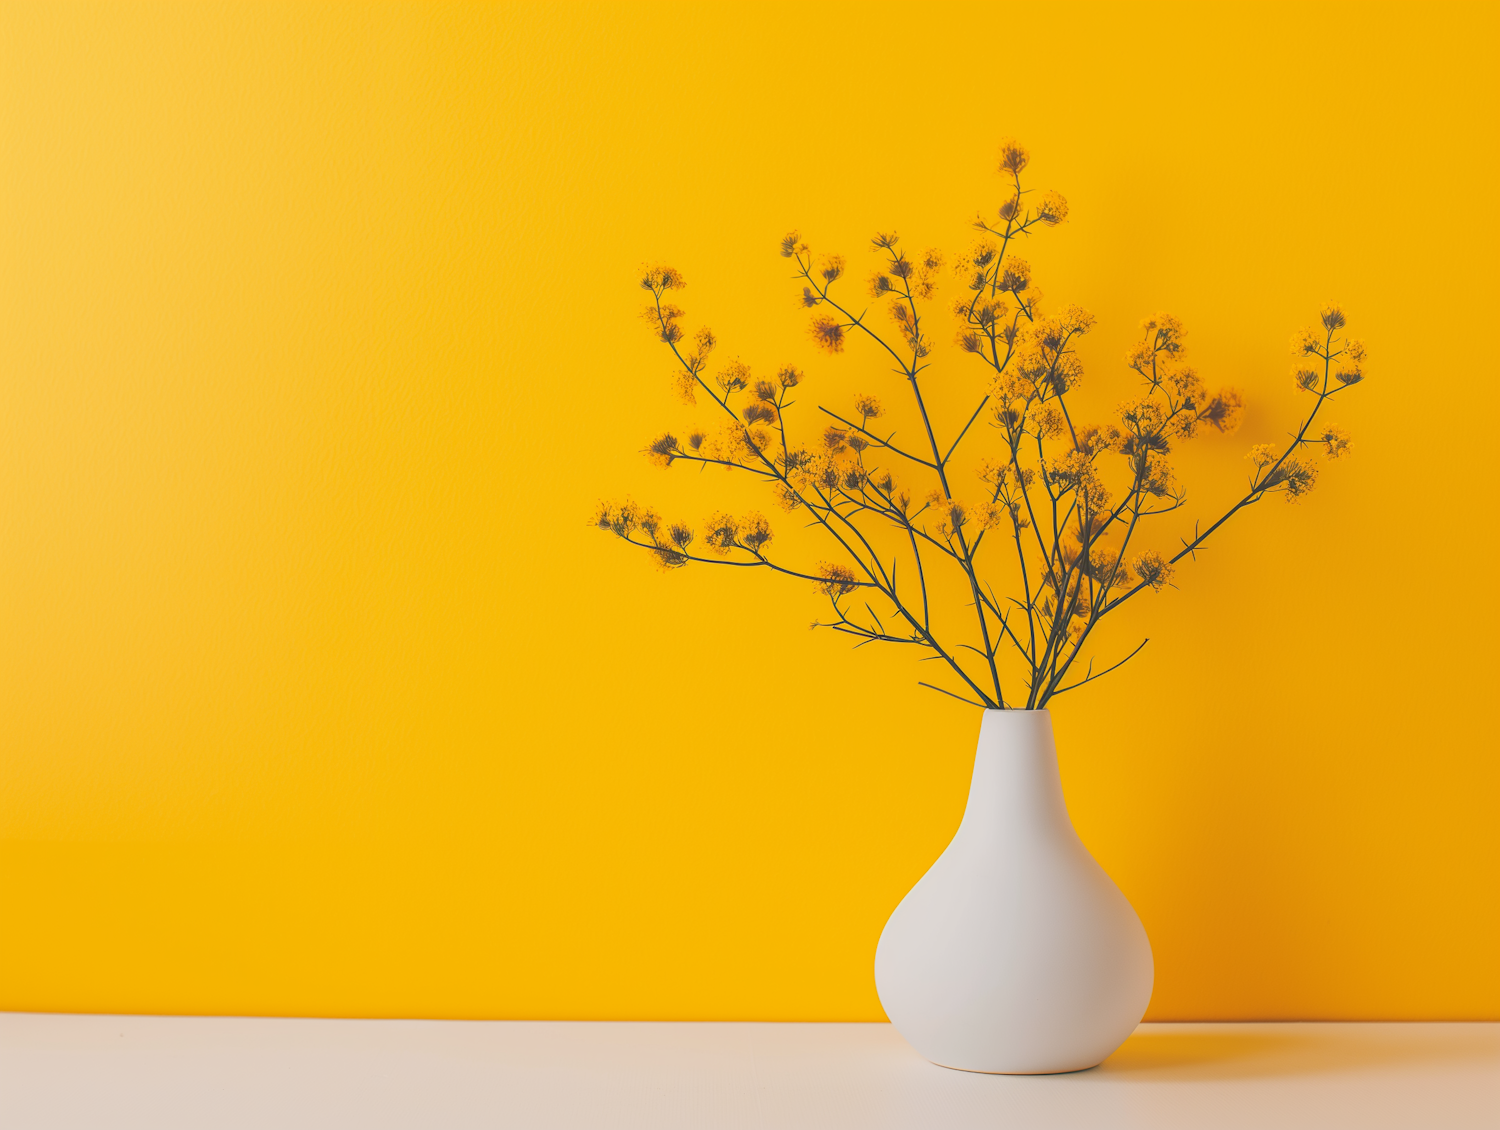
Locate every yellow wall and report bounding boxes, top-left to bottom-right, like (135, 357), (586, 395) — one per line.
(2, 1), (1496, 1021)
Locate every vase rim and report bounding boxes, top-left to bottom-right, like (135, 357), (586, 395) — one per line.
(982, 707), (1050, 714)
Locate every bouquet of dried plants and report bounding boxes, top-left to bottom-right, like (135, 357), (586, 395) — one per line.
(596, 142), (1364, 709)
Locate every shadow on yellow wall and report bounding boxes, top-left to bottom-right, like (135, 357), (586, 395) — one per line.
(2, 0), (1496, 1020)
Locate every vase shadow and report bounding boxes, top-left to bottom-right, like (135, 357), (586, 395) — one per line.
(1088, 1025), (1493, 1083)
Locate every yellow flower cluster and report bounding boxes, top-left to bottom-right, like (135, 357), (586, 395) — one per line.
(815, 562), (859, 598)
(1320, 426), (1351, 459)
(702, 511), (774, 555)
(645, 433), (680, 469)
(716, 359), (751, 394)
(810, 316), (845, 353)
(998, 140), (1029, 175)
(1036, 190), (1069, 226)
(1132, 550), (1174, 591)
(998, 258), (1031, 293)
(639, 265), (684, 294)
(934, 498), (969, 540)
(1263, 458), (1319, 499)
(1047, 450), (1113, 510)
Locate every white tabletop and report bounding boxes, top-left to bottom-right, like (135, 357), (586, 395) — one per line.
(3, 1014), (1495, 1129)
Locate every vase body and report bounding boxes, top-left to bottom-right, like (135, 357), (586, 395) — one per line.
(874, 709), (1153, 1074)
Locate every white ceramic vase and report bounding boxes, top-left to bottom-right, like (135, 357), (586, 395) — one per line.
(874, 709), (1153, 1074)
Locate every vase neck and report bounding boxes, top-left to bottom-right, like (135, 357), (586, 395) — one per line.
(955, 710), (1073, 841)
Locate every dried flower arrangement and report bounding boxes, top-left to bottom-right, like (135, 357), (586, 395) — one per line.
(596, 142), (1364, 709)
